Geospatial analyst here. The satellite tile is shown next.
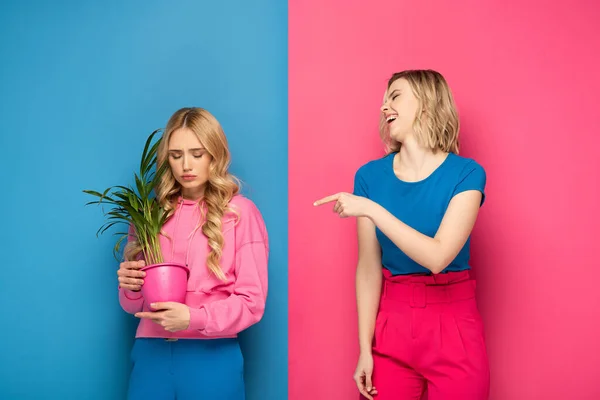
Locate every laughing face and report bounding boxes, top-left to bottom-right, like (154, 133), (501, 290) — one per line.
(381, 78), (421, 144)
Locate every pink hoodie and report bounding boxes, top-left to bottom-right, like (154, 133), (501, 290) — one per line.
(118, 194), (268, 339)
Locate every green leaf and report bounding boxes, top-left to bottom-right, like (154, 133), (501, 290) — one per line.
(134, 173), (146, 199)
(96, 221), (122, 237)
(82, 190), (104, 198)
(84, 128), (168, 265)
(113, 185), (136, 195)
(151, 161), (170, 188)
(113, 234), (129, 261)
(140, 129), (162, 175)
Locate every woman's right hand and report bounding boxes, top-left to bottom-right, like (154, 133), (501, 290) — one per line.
(354, 351), (377, 399)
(117, 260), (146, 291)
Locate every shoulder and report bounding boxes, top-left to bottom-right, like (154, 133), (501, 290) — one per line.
(445, 154), (487, 204)
(355, 153), (394, 179)
(227, 195), (267, 240)
(446, 153), (486, 179)
(229, 194), (261, 214)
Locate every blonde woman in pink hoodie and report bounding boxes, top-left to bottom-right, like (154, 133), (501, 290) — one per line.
(116, 107), (269, 400)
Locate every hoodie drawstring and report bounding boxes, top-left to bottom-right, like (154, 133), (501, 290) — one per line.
(170, 198), (203, 267)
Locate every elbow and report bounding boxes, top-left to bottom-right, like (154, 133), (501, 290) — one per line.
(428, 257), (451, 275)
(253, 308), (265, 325)
(246, 292), (267, 325)
(424, 241), (453, 274)
(238, 303), (265, 331)
(252, 298), (266, 323)
(430, 266), (445, 275)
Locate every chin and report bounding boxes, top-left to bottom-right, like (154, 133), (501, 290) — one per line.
(186, 180), (209, 190)
(183, 182), (201, 189)
(389, 127), (410, 143)
(389, 133), (404, 143)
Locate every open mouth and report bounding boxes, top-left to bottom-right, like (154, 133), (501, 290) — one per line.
(386, 115), (397, 124)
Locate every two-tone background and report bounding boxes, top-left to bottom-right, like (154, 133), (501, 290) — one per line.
(1, 1), (599, 399)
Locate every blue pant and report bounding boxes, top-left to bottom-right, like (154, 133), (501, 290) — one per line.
(127, 338), (245, 400)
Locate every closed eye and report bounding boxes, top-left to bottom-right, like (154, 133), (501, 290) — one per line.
(388, 89), (401, 101)
(168, 149), (206, 159)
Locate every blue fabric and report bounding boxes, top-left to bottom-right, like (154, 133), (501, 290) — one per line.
(353, 152), (486, 275)
(127, 338), (245, 400)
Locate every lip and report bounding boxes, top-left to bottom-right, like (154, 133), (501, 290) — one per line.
(181, 175), (197, 181)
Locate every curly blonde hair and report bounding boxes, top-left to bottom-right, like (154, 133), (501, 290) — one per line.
(380, 70), (460, 155)
(125, 107), (240, 280)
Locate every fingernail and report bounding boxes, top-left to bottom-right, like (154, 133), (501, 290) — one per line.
(150, 303), (156, 307)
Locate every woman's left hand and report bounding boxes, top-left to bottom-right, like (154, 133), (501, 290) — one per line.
(135, 302), (190, 332)
(313, 192), (374, 218)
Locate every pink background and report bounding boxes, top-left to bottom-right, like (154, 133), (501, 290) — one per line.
(289, 0), (600, 399)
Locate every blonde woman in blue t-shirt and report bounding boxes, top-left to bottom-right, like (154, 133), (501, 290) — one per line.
(315, 70), (490, 400)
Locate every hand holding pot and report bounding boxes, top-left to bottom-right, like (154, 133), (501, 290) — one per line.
(135, 302), (191, 332)
(117, 260), (146, 291)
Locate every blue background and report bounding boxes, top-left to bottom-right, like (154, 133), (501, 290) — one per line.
(0, 1), (288, 399)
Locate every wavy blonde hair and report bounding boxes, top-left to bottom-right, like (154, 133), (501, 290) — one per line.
(380, 70), (460, 155)
(125, 107), (240, 280)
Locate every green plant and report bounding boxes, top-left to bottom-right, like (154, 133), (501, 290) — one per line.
(83, 129), (170, 264)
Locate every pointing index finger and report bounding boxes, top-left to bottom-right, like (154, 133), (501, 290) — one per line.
(313, 193), (340, 206)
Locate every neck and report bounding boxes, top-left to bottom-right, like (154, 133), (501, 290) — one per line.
(395, 135), (447, 181)
(397, 136), (435, 169)
(181, 187), (205, 202)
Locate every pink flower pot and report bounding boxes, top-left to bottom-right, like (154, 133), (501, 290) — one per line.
(140, 262), (190, 308)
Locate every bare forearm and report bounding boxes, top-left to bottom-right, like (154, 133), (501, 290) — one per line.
(368, 204), (446, 274)
(356, 265), (382, 354)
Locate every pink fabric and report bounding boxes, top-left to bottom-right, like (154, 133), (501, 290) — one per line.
(118, 194), (269, 339)
(362, 270), (489, 400)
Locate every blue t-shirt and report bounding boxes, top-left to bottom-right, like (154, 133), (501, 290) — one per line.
(353, 152), (486, 275)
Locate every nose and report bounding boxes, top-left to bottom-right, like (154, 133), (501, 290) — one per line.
(182, 155), (192, 171)
(380, 90), (389, 113)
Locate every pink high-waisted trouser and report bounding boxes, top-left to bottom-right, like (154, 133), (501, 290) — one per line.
(362, 269), (490, 400)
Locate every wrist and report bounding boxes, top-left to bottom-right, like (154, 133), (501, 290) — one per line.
(359, 347), (373, 357)
(365, 201), (381, 221)
(359, 342), (373, 355)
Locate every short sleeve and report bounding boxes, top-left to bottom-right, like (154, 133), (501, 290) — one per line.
(353, 167), (369, 198)
(452, 161), (487, 206)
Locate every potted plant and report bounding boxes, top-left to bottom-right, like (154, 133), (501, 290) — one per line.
(83, 129), (189, 306)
